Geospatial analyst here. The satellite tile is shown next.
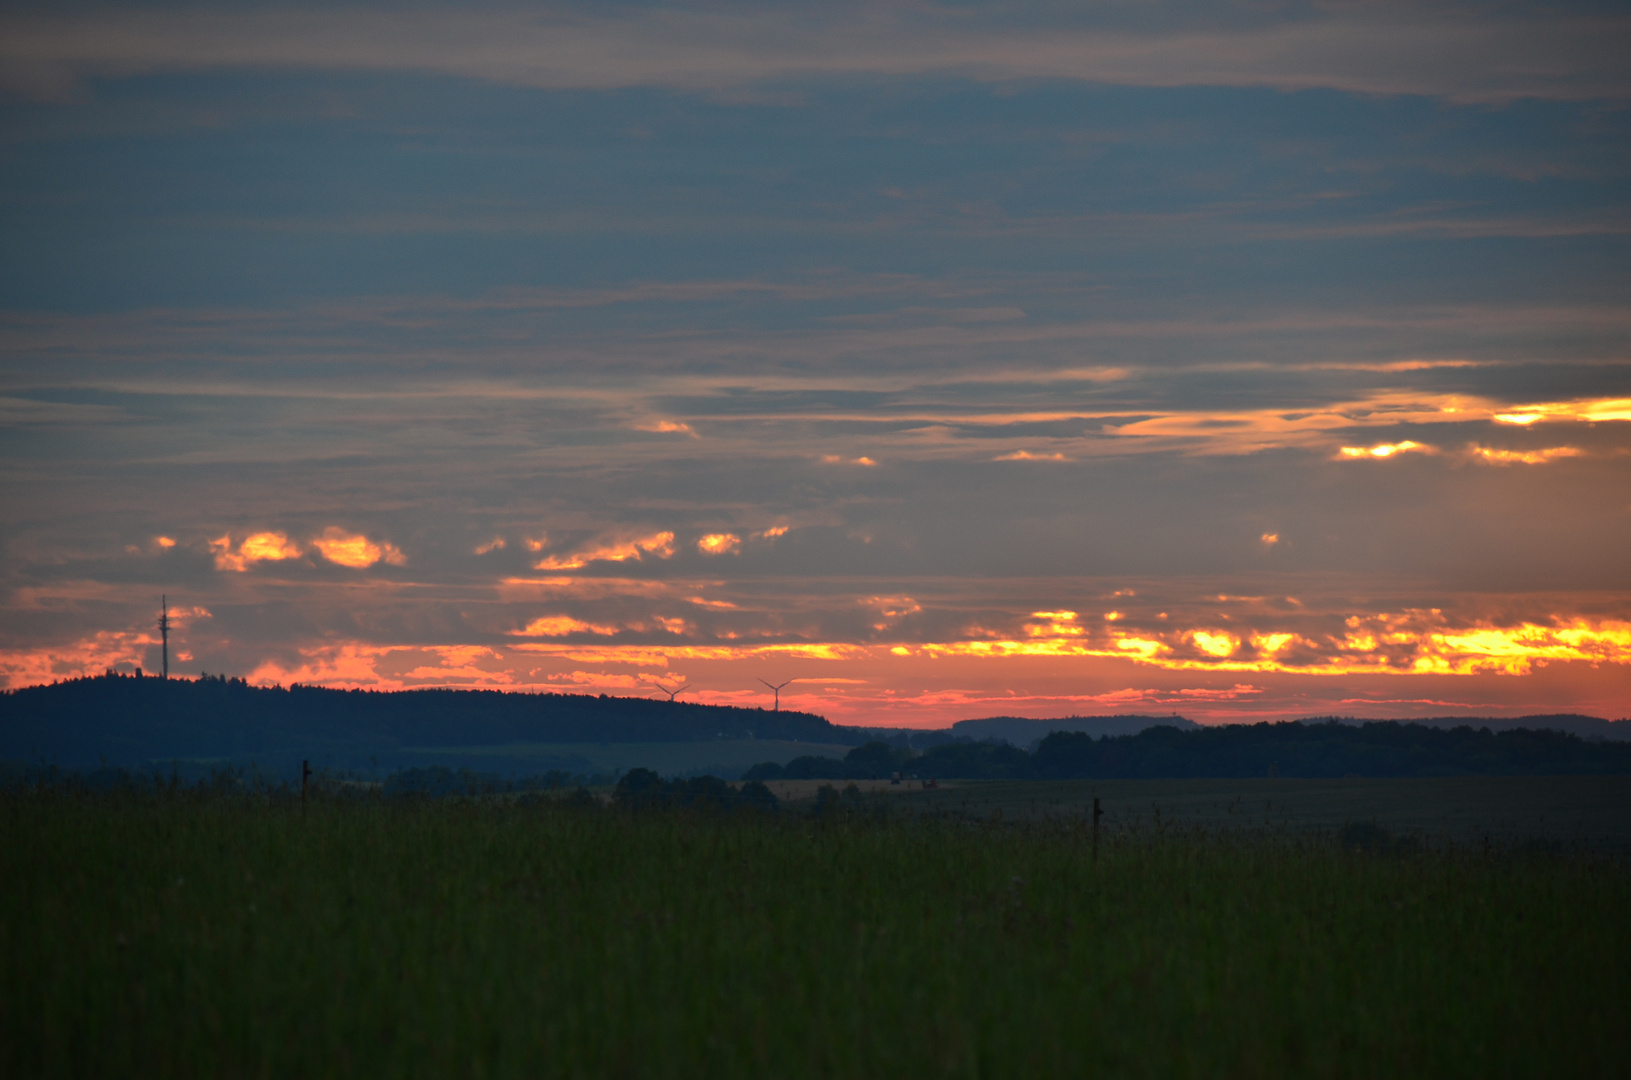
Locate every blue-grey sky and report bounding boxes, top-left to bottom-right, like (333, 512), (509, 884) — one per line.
(4, 1), (1629, 724)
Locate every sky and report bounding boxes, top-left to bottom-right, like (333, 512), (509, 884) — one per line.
(3, 0), (1629, 726)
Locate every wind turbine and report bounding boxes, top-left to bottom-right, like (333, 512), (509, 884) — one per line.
(653, 680), (690, 702)
(758, 678), (792, 711)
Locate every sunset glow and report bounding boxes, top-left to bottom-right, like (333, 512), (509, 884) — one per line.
(4, 1), (1627, 728)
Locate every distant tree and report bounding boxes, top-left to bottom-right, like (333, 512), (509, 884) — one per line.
(614, 767), (664, 809)
(844, 741), (904, 777)
(738, 780), (779, 812)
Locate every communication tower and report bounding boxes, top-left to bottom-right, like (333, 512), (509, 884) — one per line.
(159, 596), (170, 679)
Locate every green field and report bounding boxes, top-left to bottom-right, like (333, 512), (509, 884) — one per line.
(867, 775), (1631, 850)
(5, 786), (1628, 1078)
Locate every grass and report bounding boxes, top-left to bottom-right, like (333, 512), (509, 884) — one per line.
(399, 737), (858, 778)
(3, 786), (1628, 1078)
(877, 776), (1631, 849)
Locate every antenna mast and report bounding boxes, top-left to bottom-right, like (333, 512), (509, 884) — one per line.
(758, 678), (792, 711)
(159, 595), (170, 679)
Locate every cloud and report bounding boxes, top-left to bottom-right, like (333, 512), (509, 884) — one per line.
(533, 531), (676, 570)
(311, 527), (407, 568)
(1494, 399), (1631, 425)
(509, 616), (620, 638)
(1337, 440), (1435, 460)
(210, 531), (303, 572)
(1467, 445), (1584, 465)
(636, 420), (698, 437)
(3, 6), (1627, 103)
(697, 533), (741, 556)
(994, 450), (1069, 462)
(920, 611), (1631, 678)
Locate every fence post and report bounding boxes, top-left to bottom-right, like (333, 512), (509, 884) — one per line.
(1092, 796), (1103, 860)
(301, 759), (311, 817)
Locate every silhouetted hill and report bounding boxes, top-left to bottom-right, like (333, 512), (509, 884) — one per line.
(950, 714), (1198, 746)
(0, 672), (857, 769)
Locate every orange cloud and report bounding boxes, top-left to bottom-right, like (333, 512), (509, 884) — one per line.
(994, 450), (1069, 461)
(510, 616), (621, 637)
(1260, 532), (1279, 545)
(244, 643), (514, 690)
(697, 533), (741, 555)
(1337, 440), (1433, 460)
(533, 531), (676, 570)
(210, 531), (302, 572)
(636, 420), (698, 437)
(820, 455), (877, 466)
(1467, 445), (1583, 465)
(1024, 611), (1084, 638)
(0, 607), (212, 688)
(1191, 630), (1238, 658)
(475, 537), (507, 554)
(864, 595), (922, 631)
(757, 525), (790, 539)
(155, 536), (176, 548)
(919, 611), (1631, 678)
(311, 528), (407, 568)
(1493, 398), (1631, 425)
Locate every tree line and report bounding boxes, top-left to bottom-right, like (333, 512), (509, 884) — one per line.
(744, 721), (1631, 781)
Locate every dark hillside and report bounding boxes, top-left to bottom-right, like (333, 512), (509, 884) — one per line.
(0, 673), (853, 769)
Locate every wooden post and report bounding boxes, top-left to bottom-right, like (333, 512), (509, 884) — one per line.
(301, 759), (311, 817)
(1092, 796), (1103, 860)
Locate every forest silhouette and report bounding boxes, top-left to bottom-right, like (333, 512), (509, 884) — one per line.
(3, 671), (1627, 780)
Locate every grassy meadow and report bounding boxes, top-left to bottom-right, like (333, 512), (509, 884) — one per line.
(4, 786), (1628, 1079)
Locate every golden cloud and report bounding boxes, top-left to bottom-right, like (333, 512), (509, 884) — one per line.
(919, 610), (1631, 677)
(1493, 398), (1631, 425)
(311, 527), (407, 568)
(1337, 440), (1433, 460)
(1467, 445), (1583, 465)
(697, 533), (741, 556)
(636, 420), (698, 437)
(210, 531), (302, 572)
(510, 616), (621, 637)
(994, 450), (1069, 461)
(533, 530), (676, 570)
